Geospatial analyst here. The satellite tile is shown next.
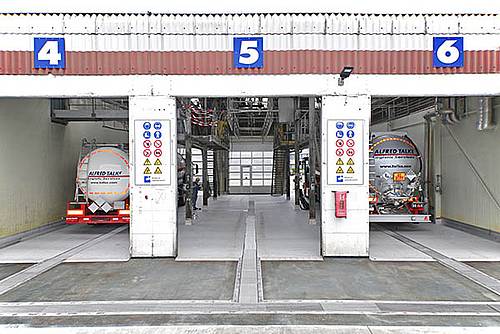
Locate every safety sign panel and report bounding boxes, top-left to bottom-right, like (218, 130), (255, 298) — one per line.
(328, 120), (364, 185)
(135, 119), (171, 186)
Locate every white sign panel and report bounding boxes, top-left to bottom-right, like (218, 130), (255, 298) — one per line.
(134, 119), (171, 186)
(327, 119), (364, 185)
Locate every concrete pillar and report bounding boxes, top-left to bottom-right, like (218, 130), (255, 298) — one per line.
(202, 147), (209, 206)
(129, 96), (177, 257)
(308, 97), (316, 224)
(185, 107), (193, 224)
(321, 95), (370, 257)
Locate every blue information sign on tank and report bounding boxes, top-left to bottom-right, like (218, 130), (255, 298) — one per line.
(154, 131), (162, 139)
(336, 131), (344, 138)
(347, 130), (355, 138)
(336, 121), (344, 129)
(154, 122), (162, 130)
(347, 122), (355, 129)
(143, 122), (151, 130)
(143, 131), (151, 139)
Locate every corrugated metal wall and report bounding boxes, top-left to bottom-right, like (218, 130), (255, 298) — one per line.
(0, 13), (499, 75)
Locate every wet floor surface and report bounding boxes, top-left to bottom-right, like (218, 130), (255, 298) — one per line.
(0, 259), (237, 302)
(262, 259), (500, 301)
(0, 263), (31, 281)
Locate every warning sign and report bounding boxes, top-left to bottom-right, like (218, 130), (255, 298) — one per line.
(135, 119), (171, 186)
(327, 119), (364, 185)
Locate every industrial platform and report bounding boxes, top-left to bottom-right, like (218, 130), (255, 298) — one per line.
(0, 195), (499, 330)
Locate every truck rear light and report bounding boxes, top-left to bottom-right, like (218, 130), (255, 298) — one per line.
(118, 210), (130, 216)
(67, 209), (84, 216)
(83, 217), (90, 221)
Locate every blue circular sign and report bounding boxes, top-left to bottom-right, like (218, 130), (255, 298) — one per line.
(346, 122), (355, 129)
(143, 122), (151, 130)
(143, 131), (151, 139)
(347, 130), (355, 138)
(336, 122), (344, 129)
(154, 122), (162, 130)
(336, 131), (344, 138)
(154, 131), (162, 139)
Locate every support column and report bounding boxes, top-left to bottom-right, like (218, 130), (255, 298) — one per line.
(129, 96), (177, 257)
(294, 107), (300, 207)
(285, 148), (291, 200)
(308, 97), (316, 224)
(202, 147), (209, 206)
(185, 107), (193, 225)
(213, 150), (218, 199)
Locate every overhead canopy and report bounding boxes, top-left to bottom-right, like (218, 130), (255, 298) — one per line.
(1, 0), (500, 15)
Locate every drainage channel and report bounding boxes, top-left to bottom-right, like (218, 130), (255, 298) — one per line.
(235, 200), (259, 304)
(375, 224), (500, 297)
(0, 225), (128, 296)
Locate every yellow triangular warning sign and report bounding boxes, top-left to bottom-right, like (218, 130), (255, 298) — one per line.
(347, 158), (354, 165)
(336, 158), (344, 165)
(347, 166), (354, 174)
(154, 159), (162, 166)
(144, 167), (151, 174)
(336, 166), (344, 174)
(154, 167), (162, 174)
(144, 158), (151, 166)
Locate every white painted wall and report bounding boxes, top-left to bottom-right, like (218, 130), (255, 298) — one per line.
(440, 98), (500, 233)
(0, 98), (128, 237)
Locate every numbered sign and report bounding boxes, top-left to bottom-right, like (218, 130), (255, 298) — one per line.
(34, 37), (65, 69)
(233, 37), (263, 68)
(433, 37), (463, 68)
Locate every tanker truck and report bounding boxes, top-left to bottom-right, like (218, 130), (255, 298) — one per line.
(66, 139), (187, 224)
(369, 132), (430, 223)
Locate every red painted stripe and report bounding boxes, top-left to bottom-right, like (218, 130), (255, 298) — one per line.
(0, 50), (499, 75)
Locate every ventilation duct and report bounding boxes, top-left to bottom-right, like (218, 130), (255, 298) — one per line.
(477, 97), (497, 131)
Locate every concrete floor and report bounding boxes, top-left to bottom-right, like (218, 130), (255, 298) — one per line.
(0, 224), (123, 263)
(379, 222), (500, 261)
(255, 196), (320, 260)
(261, 259), (500, 301)
(0, 259), (236, 302)
(177, 195), (246, 260)
(0, 263), (31, 280)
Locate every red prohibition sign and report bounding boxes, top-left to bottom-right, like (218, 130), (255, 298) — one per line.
(143, 149), (151, 157)
(336, 148), (344, 156)
(346, 148), (355, 156)
(143, 140), (151, 148)
(154, 149), (162, 157)
(335, 139), (344, 147)
(154, 140), (162, 148)
(346, 139), (355, 147)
